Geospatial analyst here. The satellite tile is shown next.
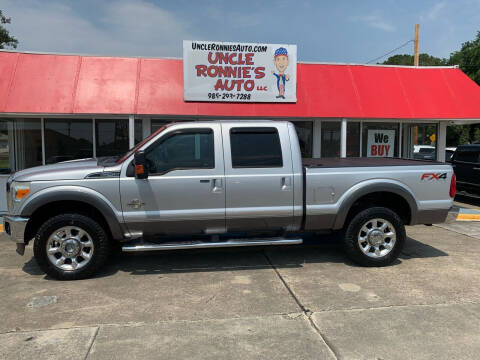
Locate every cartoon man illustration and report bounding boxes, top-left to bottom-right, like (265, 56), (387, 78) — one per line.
(272, 47), (290, 99)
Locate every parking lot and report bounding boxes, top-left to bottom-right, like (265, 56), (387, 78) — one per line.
(1, 207), (480, 359)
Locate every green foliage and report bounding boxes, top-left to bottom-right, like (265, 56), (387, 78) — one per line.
(381, 53), (448, 66)
(0, 9), (18, 49)
(446, 125), (470, 147)
(448, 31), (480, 85)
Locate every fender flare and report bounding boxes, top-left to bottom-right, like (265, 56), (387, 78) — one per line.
(20, 186), (124, 240)
(333, 181), (418, 230)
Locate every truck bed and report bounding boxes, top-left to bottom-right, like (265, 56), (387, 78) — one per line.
(301, 157), (453, 231)
(303, 157), (443, 168)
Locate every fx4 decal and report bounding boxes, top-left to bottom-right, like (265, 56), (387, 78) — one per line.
(421, 173), (447, 181)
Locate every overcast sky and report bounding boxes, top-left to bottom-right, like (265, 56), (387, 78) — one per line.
(1, 0), (479, 63)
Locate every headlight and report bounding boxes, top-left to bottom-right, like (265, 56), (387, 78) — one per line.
(11, 181), (31, 202)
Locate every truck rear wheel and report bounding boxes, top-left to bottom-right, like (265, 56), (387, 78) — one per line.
(343, 207), (405, 267)
(33, 213), (111, 280)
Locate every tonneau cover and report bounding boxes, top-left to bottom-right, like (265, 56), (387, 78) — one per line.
(303, 157), (445, 168)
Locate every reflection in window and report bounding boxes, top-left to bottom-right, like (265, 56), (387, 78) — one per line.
(44, 119), (93, 164)
(321, 122), (340, 158)
(96, 119), (129, 157)
(403, 123), (437, 161)
(135, 119), (143, 144)
(0, 120), (13, 174)
(346, 122), (360, 157)
(146, 130), (214, 174)
(15, 119), (43, 170)
(293, 121), (313, 158)
(230, 128), (283, 167)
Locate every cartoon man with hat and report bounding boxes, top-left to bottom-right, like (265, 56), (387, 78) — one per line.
(272, 47), (290, 99)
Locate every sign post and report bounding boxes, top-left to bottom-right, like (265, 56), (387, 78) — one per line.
(183, 40), (297, 102)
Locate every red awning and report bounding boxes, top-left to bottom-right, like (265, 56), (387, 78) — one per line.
(1, 51), (480, 119)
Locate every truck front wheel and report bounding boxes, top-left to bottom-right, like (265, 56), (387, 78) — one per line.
(33, 213), (111, 280)
(343, 207), (405, 267)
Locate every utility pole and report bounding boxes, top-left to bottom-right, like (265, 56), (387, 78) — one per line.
(414, 24), (420, 66)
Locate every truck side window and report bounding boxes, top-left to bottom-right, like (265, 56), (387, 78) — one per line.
(145, 129), (214, 174)
(454, 150), (480, 163)
(230, 127), (283, 168)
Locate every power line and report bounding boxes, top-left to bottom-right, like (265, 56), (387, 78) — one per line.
(366, 39), (414, 64)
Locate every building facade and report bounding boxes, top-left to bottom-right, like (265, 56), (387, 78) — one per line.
(1, 50), (480, 212)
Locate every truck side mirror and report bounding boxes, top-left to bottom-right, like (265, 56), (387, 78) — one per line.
(134, 150), (148, 179)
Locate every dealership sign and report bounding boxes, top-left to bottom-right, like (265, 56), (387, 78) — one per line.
(183, 40), (297, 102)
(367, 130), (395, 157)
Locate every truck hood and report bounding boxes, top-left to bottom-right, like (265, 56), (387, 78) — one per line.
(11, 158), (107, 182)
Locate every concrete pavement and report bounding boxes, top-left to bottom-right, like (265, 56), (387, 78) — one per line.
(1, 223), (480, 359)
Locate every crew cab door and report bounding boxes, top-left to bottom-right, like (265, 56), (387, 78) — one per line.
(119, 123), (225, 236)
(221, 123), (295, 232)
(452, 148), (480, 191)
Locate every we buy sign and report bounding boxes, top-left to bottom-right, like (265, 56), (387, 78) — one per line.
(367, 130), (395, 157)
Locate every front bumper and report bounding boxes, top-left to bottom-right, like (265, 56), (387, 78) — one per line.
(3, 216), (29, 244)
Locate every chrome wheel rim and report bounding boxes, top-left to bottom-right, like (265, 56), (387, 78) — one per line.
(46, 226), (94, 271)
(358, 218), (396, 258)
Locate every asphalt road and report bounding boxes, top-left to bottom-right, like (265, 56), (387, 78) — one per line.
(1, 222), (480, 359)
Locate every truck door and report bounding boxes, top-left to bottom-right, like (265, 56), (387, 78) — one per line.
(221, 123), (295, 232)
(452, 147), (480, 192)
(119, 123), (226, 236)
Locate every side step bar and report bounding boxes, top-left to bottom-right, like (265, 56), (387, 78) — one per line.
(122, 237), (303, 252)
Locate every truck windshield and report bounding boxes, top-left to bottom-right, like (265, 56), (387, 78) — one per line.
(116, 125), (168, 164)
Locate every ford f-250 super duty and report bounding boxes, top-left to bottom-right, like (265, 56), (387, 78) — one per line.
(3, 121), (455, 280)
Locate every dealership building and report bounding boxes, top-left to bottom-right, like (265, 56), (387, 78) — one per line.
(1, 49), (480, 212)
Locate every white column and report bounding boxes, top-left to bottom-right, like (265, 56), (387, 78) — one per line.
(312, 120), (321, 158)
(128, 115), (135, 149)
(437, 121), (447, 162)
(340, 118), (347, 158)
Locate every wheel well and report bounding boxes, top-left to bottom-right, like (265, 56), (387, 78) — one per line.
(345, 192), (411, 225)
(24, 200), (112, 244)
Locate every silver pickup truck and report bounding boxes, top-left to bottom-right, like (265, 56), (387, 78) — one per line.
(3, 121), (455, 280)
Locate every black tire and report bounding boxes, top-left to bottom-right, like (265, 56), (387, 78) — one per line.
(33, 213), (111, 280)
(343, 207), (406, 267)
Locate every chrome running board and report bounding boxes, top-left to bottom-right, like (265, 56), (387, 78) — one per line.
(122, 237), (303, 252)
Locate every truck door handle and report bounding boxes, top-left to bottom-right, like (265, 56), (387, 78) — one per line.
(281, 177), (291, 191)
(199, 179), (210, 183)
(212, 178), (223, 193)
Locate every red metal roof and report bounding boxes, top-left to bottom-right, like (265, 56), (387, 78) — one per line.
(1, 51), (480, 119)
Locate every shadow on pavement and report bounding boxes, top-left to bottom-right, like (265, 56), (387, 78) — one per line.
(21, 234), (448, 280)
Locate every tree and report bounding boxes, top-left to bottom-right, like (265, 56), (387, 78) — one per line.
(449, 31), (480, 141)
(0, 10), (18, 49)
(449, 31), (480, 85)
(381, 53), (448, 66)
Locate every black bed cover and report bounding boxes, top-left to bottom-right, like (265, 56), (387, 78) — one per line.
(303, 157), (445, 168)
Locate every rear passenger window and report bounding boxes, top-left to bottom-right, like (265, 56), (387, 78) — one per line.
(230, 127), (283, 168)
(455, 150), (480, 163)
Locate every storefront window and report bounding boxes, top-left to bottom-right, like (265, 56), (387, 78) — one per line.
(44, 119), (93, 164)
(321, 122), (340, 158)
(293, 121), (313, 158)
(135, 119), (143, 144)
(403, 123), (437, 161)
(15, 119), (43, 169)
(95, 119), (129, 157)
(347, 122), (360, 157)
(0, 120), (13, 174)
(151, 119), (174, 133)
(362, 122), (399, 157)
